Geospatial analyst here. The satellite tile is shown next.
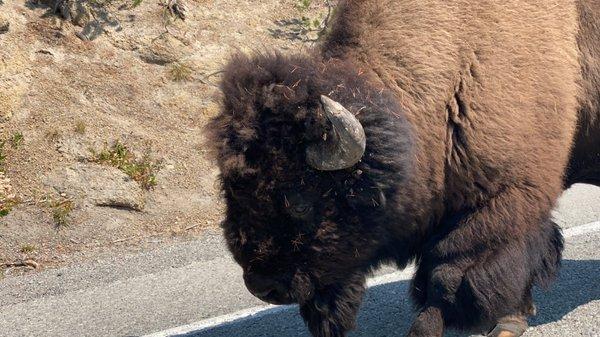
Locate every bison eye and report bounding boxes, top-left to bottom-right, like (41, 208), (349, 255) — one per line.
(292, 204), (311, 215)
(282, 193), (313, 219)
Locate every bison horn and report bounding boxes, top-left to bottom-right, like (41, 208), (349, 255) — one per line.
(306, 95), (366, 171)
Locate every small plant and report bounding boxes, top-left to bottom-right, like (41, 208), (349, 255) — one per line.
(0, 198), (18, 217)
(51, 199), (74, 228)
(168, 62), (194, 82)
(0, 171), (18, 217)
(300, 16), (324, 30)
(270, 0), (334, 41)
(0, 141), (6, 170)
(45, 130), (62, 143)
(10, 132), (24, 148)
(20, 244), (36, 254)
(91, 140), (160, 190)
(297, 0), (320, 29)
(74, 121), (86, 134)
(296, 0), (312, 11)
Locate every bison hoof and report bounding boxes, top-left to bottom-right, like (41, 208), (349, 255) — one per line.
(486, 315), (528, 337)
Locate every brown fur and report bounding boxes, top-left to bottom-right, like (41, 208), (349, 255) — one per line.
(567, 0), (600, 185)
(325, 0), (583, 213)
(207, 1), (599, 336)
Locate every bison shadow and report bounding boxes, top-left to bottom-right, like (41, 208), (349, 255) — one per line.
(177, 259), (600, 337)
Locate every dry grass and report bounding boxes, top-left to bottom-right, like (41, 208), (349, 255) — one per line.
(0, 139), (19, 217)
(45, 130), (62, 143)
(167, 62), (194, 82)
(74, 120), (86, 134)
(20, 244), (36, 254)
(91, 140), (161, 190)
(0, 171), (18, 217)
(50, 199), (74, 228)
(0, 140), (6, 170)
(9, 132), (24, 148)
(0, 197), (18, 217)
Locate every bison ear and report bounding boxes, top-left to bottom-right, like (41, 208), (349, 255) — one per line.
(305, 96), (366, 171)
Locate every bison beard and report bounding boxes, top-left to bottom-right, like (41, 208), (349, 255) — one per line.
(207, 1), (600, 337)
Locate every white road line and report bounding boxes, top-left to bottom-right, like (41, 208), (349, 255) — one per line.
(144, 304), (294, 337)
(144, 267), (418, 337)
(143, 220), (600, 337)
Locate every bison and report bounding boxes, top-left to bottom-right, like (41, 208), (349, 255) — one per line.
(206, 1), (600, 336)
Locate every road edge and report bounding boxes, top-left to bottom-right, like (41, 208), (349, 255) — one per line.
(144, 221), (600, 337)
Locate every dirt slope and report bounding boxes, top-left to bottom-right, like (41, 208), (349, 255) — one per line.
(0, 0), (329, 276)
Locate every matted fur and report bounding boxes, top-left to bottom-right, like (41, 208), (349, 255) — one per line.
(206, 1), (599, 336)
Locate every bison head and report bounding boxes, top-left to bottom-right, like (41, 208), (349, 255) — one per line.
(207, 53), (413, 306)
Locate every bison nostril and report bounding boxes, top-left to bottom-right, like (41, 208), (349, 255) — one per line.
(243, 271), (275, 293)
(243, 271), (293, 305)
(253, 288), (275, 299)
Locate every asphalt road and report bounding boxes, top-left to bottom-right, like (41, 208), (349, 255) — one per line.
(0, 184), (599, 337)
(154, 229), (600, 337)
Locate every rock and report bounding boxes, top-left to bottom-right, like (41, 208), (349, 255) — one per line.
(0, 82), (26, 122)
(138, 33), (191, 65)
(165, 0), (187, 21)
(45, 164), (146, 211)
(54, 0), (92, 27)
(54, 0), (115, 40)
(0, 18), (9, 34)
(56, 138), (93, 161)
(0, 172), (16, 204)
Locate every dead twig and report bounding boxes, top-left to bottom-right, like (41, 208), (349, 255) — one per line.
(196, 70), (224, 87)
(311, 0), (335, 42)
(2, 259), (39, 269)
(321, 0), (334, 32)
(185, 224), (200, 231)
(202, 70), (225, 79)
(111, 237), (135, 244)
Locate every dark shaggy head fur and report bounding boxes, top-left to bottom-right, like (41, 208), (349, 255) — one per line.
(206, 52), (414, 304)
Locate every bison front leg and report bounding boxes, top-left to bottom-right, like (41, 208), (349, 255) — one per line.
(408, 185), (563, 337)
(406, 306), (445, 337)
(300, 275), (366, 337)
